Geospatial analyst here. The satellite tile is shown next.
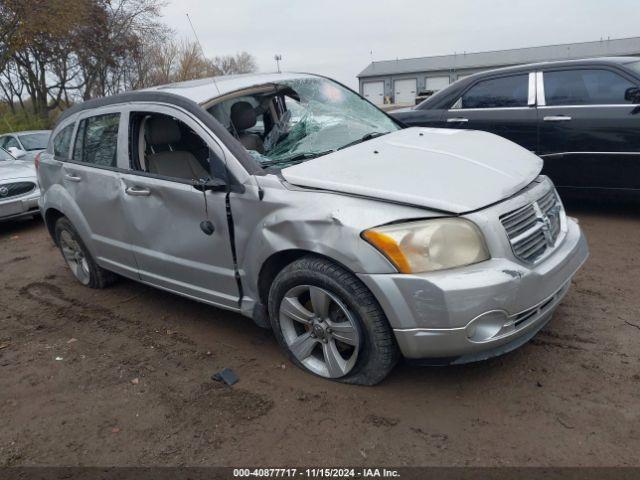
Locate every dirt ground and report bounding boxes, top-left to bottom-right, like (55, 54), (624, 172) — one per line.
(1, 199), (639, 467)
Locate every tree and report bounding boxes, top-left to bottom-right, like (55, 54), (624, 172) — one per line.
(0, 0), (20, 73)
(211, 51), (258, 76)
(0, 0), (259, 127)
(74, 0), (167, 99)
(3, 0), (91, 121)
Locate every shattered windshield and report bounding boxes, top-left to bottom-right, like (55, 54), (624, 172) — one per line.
(210, 77), (400, 168)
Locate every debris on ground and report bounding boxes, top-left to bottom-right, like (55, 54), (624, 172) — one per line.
(0, 342), (9, 350)
(556, 417), (575, 429)
(130, 378), (139, 385)
(365, 414), (400, 428)
(211, 368), (238, 386)
(54, 357), (63, 361)
(67, 338), (78, 344)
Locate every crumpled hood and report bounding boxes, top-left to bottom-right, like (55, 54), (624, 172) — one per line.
(0, 160), (36, 181)
(282, 127), (543, 214)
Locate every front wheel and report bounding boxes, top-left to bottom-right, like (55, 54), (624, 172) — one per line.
(268, 256), (399, 385)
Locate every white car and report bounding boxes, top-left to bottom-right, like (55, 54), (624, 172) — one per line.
(0, 130), (51, 163)
(0, 147), (40, 221)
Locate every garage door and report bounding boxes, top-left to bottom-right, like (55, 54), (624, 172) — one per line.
(394, 79), (417, 104)
(363, 82), (384, 105)
(425, 76), (450, 92)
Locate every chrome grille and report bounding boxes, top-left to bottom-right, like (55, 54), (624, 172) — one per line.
(500, 187), (563, 263)
(0, 182), (36, 199)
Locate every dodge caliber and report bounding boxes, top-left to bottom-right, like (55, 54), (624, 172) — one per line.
(37, 73), (588, 385)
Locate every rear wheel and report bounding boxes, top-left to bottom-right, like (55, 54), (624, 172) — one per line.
(268, 256), (399, 385)
(54, 217), (117, 288)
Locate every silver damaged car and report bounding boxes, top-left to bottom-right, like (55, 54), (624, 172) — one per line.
(37, 73), (588, 385)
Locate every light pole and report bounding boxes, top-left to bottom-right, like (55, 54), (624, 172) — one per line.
(274, 54), (282, 73)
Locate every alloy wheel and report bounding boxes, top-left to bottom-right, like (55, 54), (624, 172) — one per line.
(59, 230), (91, 285)
(279, 285), (360, 378)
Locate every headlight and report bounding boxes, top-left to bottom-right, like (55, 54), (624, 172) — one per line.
(362, 218), (490, 273)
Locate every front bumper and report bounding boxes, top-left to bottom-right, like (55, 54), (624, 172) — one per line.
(0, 188), (40, 221)
(358, 217), (588, 362)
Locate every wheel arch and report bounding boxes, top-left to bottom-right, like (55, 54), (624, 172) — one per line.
(257, 249), (359, 307)
(44, 207), (65, 244)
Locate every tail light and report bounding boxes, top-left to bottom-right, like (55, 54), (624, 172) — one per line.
(34, 151), (42, 170)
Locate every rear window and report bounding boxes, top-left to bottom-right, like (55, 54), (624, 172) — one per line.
(460, 75), (529, 108)
(53, 124), (74, 159)
(73, 114), (120, 167)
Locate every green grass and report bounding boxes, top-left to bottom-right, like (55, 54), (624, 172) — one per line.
(0, 109), (50, 134)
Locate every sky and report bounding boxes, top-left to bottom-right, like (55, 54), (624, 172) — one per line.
(162, 0), (640, 90)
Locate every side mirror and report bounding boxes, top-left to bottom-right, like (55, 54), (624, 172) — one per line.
(192, 177), (227, 192)
(625, 86), (640, 103)
(7, 147), (26, 159)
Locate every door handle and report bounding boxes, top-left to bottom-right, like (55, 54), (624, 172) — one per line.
(543, 115), (572, 122)
(64, 173), (82, 182)
(125, 186), (151, 197)
(447, 117), (469, 123)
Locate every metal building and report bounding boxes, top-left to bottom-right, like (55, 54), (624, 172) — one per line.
(357, 37), (640, 105)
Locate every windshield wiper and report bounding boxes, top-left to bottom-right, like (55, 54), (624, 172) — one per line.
(337, 131), (388, 151)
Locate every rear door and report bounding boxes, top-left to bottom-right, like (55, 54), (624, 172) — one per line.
(442, 73), (539, 152)
(63, 108), (138, 277)
(537, 67), (640, 190)
(119, 105), (240, 309)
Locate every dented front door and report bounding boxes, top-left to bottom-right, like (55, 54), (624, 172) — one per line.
(120, 173), (239, 309)
(119, 105), (239, 310)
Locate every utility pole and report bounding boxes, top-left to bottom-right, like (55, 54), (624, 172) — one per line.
(274, 54), (282, 73)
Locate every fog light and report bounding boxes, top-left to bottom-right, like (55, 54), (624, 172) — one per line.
(466, 311), (508, 342)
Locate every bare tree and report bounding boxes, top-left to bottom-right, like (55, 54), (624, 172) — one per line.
(128, 40), (258, 88)
(174, 40), (210, 82)
(75, 0), (168, 100)
(212, 51), (258, 76)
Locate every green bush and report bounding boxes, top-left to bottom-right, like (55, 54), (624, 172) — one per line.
(0, 108), (50, 134)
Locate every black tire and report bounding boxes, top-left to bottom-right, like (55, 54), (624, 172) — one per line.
(54, 217), (117, 289)
(268, 255), (399, 385)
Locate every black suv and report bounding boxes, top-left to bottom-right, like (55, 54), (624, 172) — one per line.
(392, 57), (640, 195)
